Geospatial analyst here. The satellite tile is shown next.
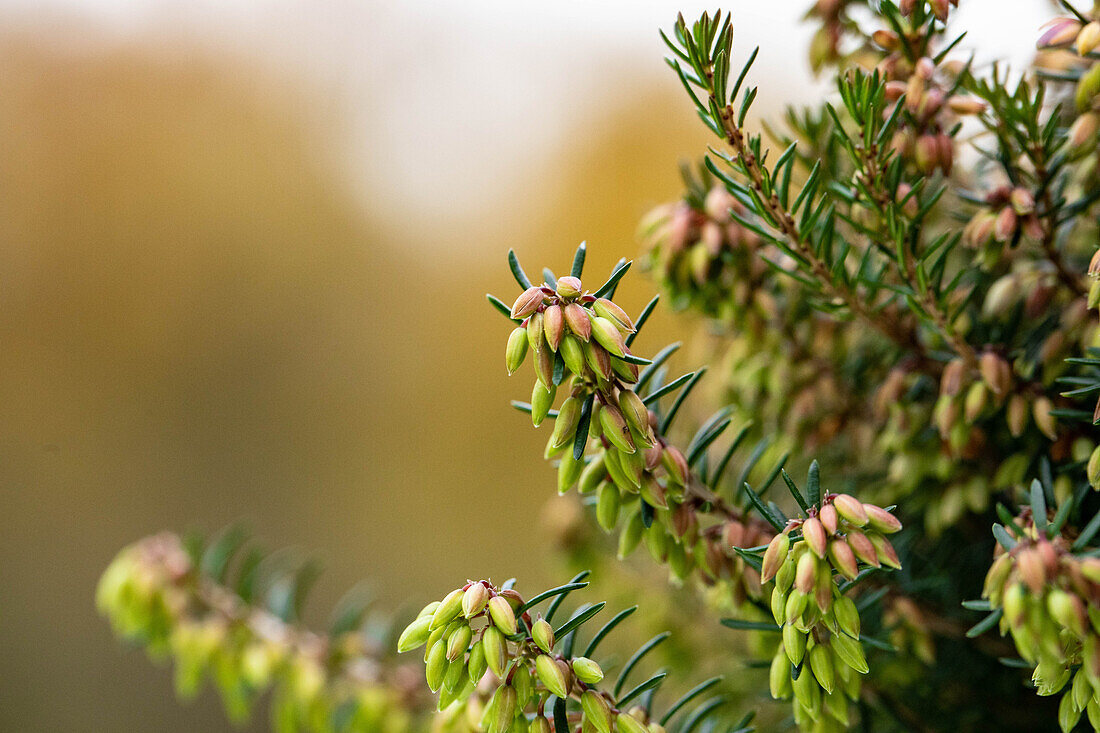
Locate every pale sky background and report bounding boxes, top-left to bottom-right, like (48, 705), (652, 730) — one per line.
(1, 0), (1050, 232)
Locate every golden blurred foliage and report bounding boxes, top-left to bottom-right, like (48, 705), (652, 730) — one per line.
(0, 20), (724, 731)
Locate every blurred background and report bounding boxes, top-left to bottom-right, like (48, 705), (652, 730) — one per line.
(0, 1), (1049, 730)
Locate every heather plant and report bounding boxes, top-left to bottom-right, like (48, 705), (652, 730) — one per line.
(99, 1), (1100, 731)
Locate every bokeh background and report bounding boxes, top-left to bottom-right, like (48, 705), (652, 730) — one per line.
(0, 1), (1049, 730)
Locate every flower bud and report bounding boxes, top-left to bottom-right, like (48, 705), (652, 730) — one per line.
(1048, 588), (1087, 636)
(802, 517), (828, 558)
(530, 717), (553, 733)
(556, 276), (583, 299)
(425, 639), (448, 692)
(468, 639), (487, 681)
(506, 327), (529, 375)
(592, 316), (627, 357)
(493, 685), (517, 730)
(511, 287), (545, 319)
(536, 654), (569, 698)
(483, 625), (507, 677)
(869, 533), (902, 569)
(431, 588), (466, 631)
(585, 341), (614, 381)
(596, 482), (621, 531)
(1034, 397), (1057, 440)
(796, 552), (818, 594)
(1078, 21), (1100, 55)
(863, 504), (902, 534)
(535, 345), (555, 388)
(1017, 549), (1047, 594)
(845, 530), (880, 567)
(551, 397), (582, 449)
(532, 618), (555, 653)
(580, 690), (613, 733)
(831, 633), (869, 674)
(563, 302), (592, 341)
(808, 643), (835, 694)
(833, 494), (869, 526)
(616, 712), (649, 733)
(1007, 394), (1029, 438)
(828, 539), (859, 580)
(447, 623), (473, 661)
(532, 381), (555, 428)
(599, 404), (637, 454)
(560, 335), (588, 377)
(592, 298), (636, 333)
(1070, 112), (1100, 151)
(818, 503), (838, 534)
(543, 304), (565, 351)
(761, 531), (791, 583)
(573, 657), (605, 684)
(785, 589), (809, 624)
(834, 595), (860, 639)
(488, 595), (517, 636)
(463, 583), (490, 619)
(783, 623), (807, 665)
(397, 615), (433, 652)
(662, 446), (690, 485)
(618, 390), (652, 441)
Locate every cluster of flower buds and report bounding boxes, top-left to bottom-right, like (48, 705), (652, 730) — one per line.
(637, 185), (763, 319)
(398, 580), (674, 733)
(1038, 16), (1100, 153)
(981, 509), (1100, 731)
(97, 534), (422, 733)
(507, 275), (641, 396)
(963, 186), (1043, 259)
(759, 494), (902, 731)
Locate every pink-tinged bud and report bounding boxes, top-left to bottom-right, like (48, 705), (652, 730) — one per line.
(543, 304), (565, 351)
(833, 494), (869, 526)
(662, 445), (690, 485)
(802, 517), (828, 558)
(979, 351), (1011, 396)
(1038, 18), (1081, 48)
(704, 186), (735, 223)
(1033, 396), (1057, 440)
(462, 582), (490, 618)
(872, 30), (899, 50)
(527, 311), (545, 353)
(1078, 21), (1100, 56)
(591, 316), (627, 358)
(947, 96), (987, 115)
(829, 539), (859, 580)
(598, 404), (636, 454)
(563, 302), (591, 341)
(863, 504), (902, 534)
(724, 521), (745, 548)
(899, 0), (916, 14)
(869, 533), (902, 569)
(884, 80), (907, 101)
(941, 358), (966, 397)
(795, 551), (818, 594)
(592, 298), (636, 333)
(929, 0), (948, 21)
(670, 501), (696, 539)
(1016, 549), (1046, 594)
(814, 563), (833, 611)
(761, 532), (791, 583)
(555, 275), (582, 299)
(584, 341), (613, 381)
(916, 56), (935, 80)
(1070, 112), (1100, 151)
(611, 352), (639, 383)
(993, 207), (1017, 243)
(936, 133), (954, 175)
(1010, 188), (1035, 214)
(846, 530), (880, 567)
(964, 211), (996, 247)
(535, 345), (554, 387)
(818, 504), (838, 535)
(511, 286), (545, 319)
(1007, 394), (1029, 438)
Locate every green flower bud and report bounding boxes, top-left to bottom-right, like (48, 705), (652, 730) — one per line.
(564, 302), (592, 341)
(591, 316), (627, 357)
(808, 643), (835, 694)
(845, 530), (879, 568)
(558, 449), (584, 494)
(599, 404), (636, 454)
(488, 595), (518, 636)
(615, 712), (649, 733)
(506, 327), (529, 375)
(572, 656), (605, 684)
(532, 618), (555, 653)
(867, 531), (902, 570)
(761, 531), (790, 584)
(830, 632), (869, 674)
(785, 590), (809, 625)
(443, 654), (467, 693)
(551, 397), (582, 449)
(832, 495), (869, 526)
(511, 286), (545, 319)
(618, 391), (652, 441)
(530, 717), (553, 733)
(596, 482), (621, 532)
(578, 453), (607, 494)
(775, 555), (796, 592)
(863, 504), (902, 534)
(771, 588), (788, 626)
(834, 595), (860, 639)
(770, 647), (792, 699)
(1089, 446), (1100, 490)
(431, 589), (465, 631)
(581, 690), (613, 733)
(532, 382), (556, 428)
(791, 662), (822, 717)
(611, 355), (639, 384)
(618, 511), (644, 559)
(535, 345), (555, 388)
(593, 298), (636, 333)
(447, 623), (473, 662)
(398, 614), (434, 652)
(418, 600), (442, 618)
(425, 638), (448, 692)
(1060, 688), (1083, 733)
(468, 639), (487, 682)
(463, 583), (490, 619)
(585, 341), (614, 381)
(603, 447), (639, 490)
(483, 625), (507, 677)
(783, 623), (807, 665)
(493, 685), (518, 731)
(536, 654), (569, 698)
(561, 334), (588, 377)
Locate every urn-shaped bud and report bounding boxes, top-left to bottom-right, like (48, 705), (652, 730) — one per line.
(482, 625), (507, 677)
(425, 639), (448, 692)
(573, 657), (605, 684)
(593, 298), (636, 333)
(828, 539), (859, 580)
(556, 276), (583, 299)
(863, 504), (902, 534)
(531, 382), (555, 428)
(563, 302), (592, 341)
(818, 504), (838, 535)
(591, 316), (627, 357)
(560, 335), (588, 377)
(599, 404), (636, 454)
(488, 595), (517, 636)
(543, 304), (565, 351)
(463, 583), (490, 619)
(795, 552), (818, 594)
(506, 327), (529, 375)
(532, 618), (555, 653)
(783, 623), (807, 665)
(551, 397), (582, 449)
(447, 623), (472, 661)
(761, 531), (791, 583)
(802, 517), (828, 558)
(511, 287), (545, 319)
(536, 654), (569, 698)
(833, 495), (869, 526)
